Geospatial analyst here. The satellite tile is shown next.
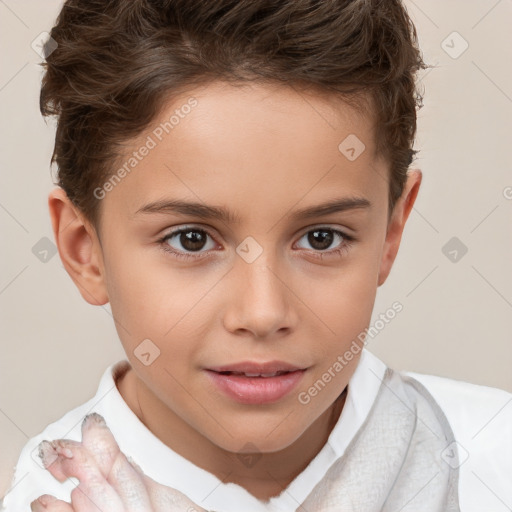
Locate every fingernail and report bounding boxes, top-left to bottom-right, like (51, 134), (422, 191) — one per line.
(31, 494), (58, 510)
(60, 447), (74, 459)
(37, 440), (57, 469)
(30, 500), (42, 511)
(53, 441), (73, 459)
(39, 495), (57, 506)
(30, 498), (46, 511)
(82, 412), (107, 430)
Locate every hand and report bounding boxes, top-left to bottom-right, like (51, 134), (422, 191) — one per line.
(32, 413), (207, 512)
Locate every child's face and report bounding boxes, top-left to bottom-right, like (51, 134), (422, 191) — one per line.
(61, 81), (419, 455)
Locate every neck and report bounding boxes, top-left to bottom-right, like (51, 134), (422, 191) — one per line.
(117, 367), (347, 501)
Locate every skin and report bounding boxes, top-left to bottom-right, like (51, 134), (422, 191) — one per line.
(39, 80), (421, 509)
(33, 413), (207, 511)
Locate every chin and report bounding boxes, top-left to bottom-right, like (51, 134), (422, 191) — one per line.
(208, 422), (305, 454)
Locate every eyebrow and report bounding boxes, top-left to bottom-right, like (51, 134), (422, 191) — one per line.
(134, 196), (371, 224)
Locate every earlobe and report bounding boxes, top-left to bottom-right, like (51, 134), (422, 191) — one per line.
(377, 169), (422, 287)
(48, 187), (109, 306)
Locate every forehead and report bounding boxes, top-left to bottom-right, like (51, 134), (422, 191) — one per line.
(104, 81), (388, 223)
(160, 81), (375, 156)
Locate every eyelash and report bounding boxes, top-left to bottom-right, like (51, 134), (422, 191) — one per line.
(157, 226), (355, 262)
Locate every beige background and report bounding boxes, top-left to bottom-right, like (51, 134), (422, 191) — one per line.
(1, 0), (511, 499)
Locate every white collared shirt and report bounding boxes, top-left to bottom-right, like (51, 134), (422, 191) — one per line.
(2, 349), (511, 511)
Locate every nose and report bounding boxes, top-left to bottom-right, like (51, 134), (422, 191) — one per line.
(222, 254), (298, 339)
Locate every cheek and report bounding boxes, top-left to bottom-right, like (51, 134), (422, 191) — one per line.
(105, 251), (207, 330)
(104, 256), (221, 377)
(307, 256), (379, 339)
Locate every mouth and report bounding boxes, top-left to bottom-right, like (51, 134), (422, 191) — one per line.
(212, 369), (297, 378)
(204, 361), (307, 404)
(206, 360), (306, 375)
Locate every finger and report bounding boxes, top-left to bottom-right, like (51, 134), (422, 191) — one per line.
(80, 413), (153, 511)
(40, 439), (126, 512)
(80, 413), (119, 478)
(30, 495), (73, 512)
(38, 440), (68, 482)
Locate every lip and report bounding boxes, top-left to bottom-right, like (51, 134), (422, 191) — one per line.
(207, 360), (305, 374)
(204, 361), (307, 405)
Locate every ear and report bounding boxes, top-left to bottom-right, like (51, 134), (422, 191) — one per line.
(377, 169), (422, 287)
(48, 187), (109, 305)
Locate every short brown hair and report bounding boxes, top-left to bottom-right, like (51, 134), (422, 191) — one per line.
(40, 0), (427, 229)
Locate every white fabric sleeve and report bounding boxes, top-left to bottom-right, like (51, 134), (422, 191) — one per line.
(404, 371), (512, 512)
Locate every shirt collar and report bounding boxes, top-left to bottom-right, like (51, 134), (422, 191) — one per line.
(93, 347), (387, 511)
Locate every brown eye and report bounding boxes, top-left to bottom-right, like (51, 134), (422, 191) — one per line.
(162, 227), (216, 255)
(296, 228), (344, 252)
(294, 227), (355, 260)
(177, 230), (208, 251)
(308, 229), (334, 250)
